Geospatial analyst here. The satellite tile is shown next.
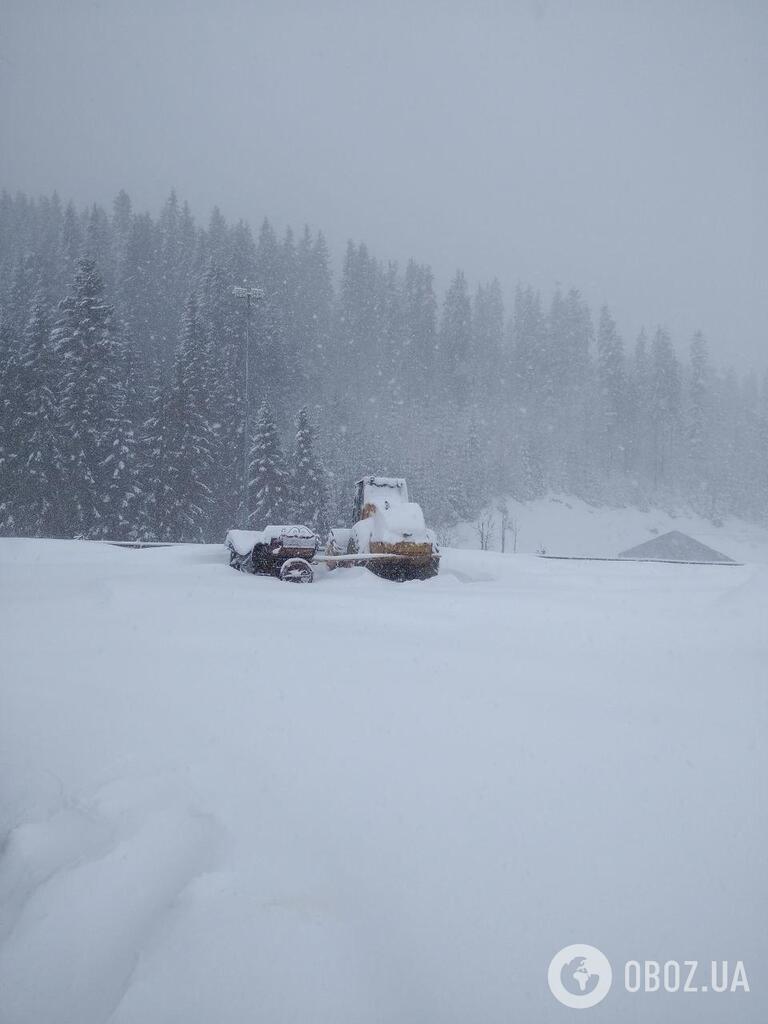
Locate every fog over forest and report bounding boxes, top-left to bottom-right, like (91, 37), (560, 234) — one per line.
(0, 188), (765, 541)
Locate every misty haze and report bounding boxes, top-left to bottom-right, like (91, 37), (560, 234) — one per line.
(0, 3), (766, 1023)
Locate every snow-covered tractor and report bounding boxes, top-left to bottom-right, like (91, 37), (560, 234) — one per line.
(328, 476), (440, 580)
(226, 525), (319, 582)
(226, 478), (438, 583)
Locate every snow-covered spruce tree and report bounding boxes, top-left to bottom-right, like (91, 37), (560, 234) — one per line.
(52, 256), (136, 538)
(248, 401), (289, 527)
(153, 294), (214, 541)
(472, 278), (504, 400)
(440, 269), (473, 403)
(650, 327), (681, 492)
(118, 211), (163, 364)
(685, 332), (713, 510)
(595, 306), (626, 477)
(0, 312), (20, 532)
(199, 257), (243, 537)
(624, 328), (653, 494)
(544, 287), (593, 493)
(13, 296), (64, 536)
(136, 362), (168, 540)
(58, 202), (83, 293)
(403, 259), (437, 396)
(294, 227), (333, 395)
(289, 407), (329, 536)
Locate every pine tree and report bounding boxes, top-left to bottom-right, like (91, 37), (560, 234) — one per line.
(289, 406), (329, 536)
(58, 202), (83, 291)
(85, 205), (114, 293)
(53, 256), (135, 538)
(154, 295), (214, 540)
(337, 241), (383, 385)
(199, 258), (243, 535)
(136, 365), (168, 541)
(119, 211), (163, 362)
(595, 306), (626, 476)
(0, 312), (20, 531)
(472, 279), (505, 436)
(548, 288), (593, 492)
(403, 260), (437, 394)
(13, 296), (64, 535)
(248, 401), (289, 526)
(650, 327), (681, 491)
(509, 286), (547, 493)
(294, 227), (333, 395)
(686, 332), (711, 477)
(440, 270), (473, 401)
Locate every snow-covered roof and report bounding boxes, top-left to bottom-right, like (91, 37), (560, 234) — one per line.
(226, 525), (316, 556)
(357, 476), (409, 504)
(618, 530), (735, 563)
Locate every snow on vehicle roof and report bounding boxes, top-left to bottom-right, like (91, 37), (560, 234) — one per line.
(357, 476), (409, 503)
(262, 524), (316, 540)
(226, 525), (316, 555)
(356, 475), (407, 490)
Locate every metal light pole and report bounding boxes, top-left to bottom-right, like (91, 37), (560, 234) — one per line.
(233, 285), (265, 528)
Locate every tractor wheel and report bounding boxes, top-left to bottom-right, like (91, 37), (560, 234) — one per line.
(279, 557), (314, 584)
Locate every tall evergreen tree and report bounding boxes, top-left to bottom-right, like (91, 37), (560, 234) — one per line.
(53, 256), (135, 538)
(403, 260), (437, 393)
(650, 327), (681, 490)
(199, 257), (243, 534)
(595, 306), (626, 475)
(290, 406), (329, 536)
(154, 295), (214, 540)
(248, 401), (289, 526)
(686, 331), (711, 477)
(440, 270), (473, 401)
(0, 312), (20, 530)
(13, 296), (63, 535)
(294, 227), (333, 395)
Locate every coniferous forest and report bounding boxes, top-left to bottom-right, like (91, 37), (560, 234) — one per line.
(1, 188), (766, 542)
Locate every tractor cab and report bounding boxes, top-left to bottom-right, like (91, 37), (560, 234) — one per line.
(352, 476), (409, 522)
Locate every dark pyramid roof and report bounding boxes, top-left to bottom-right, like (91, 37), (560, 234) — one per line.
(618, 530), (735, 563)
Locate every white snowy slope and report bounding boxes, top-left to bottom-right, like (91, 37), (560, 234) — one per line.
(0, 537), (766, 1024)
(450, 493), (768, 563)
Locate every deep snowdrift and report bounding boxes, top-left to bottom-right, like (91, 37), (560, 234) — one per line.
(1, 538), (766, 1023)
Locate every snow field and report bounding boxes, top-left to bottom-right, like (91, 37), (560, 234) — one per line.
(0, 537), (766, 1023)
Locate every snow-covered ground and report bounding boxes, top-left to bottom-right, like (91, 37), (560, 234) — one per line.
(1, 537), (766, 1023)
(448, 494), (768, 563)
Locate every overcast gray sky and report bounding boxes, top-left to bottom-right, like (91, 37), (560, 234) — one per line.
(1, 0), (766, 368)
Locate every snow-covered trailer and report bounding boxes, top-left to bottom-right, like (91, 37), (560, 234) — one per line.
(226, 526), (318, 582)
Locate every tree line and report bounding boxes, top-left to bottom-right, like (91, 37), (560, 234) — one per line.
(0, 188), (766, 542)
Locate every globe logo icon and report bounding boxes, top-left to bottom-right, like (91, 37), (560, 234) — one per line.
(548, 944), (613, 1009)
(561, 956), (601, 996)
